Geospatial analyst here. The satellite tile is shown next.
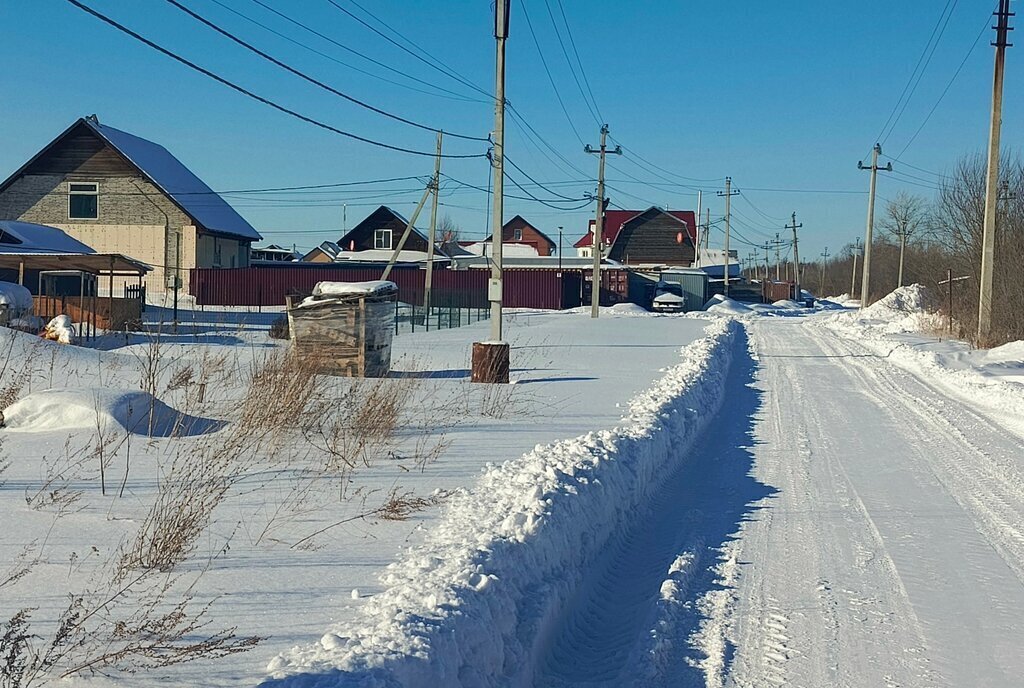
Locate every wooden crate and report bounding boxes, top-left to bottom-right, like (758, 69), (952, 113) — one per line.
(285, 293), (395, 377)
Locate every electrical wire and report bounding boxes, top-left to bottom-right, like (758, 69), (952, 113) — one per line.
(164, 0), (487, 141)
(207, 0), (480, 102)
(541, 0), (601, 126)
(63, 0), (485, 159)
(520, 0), (586, 145)
(553, 0), (603, 123)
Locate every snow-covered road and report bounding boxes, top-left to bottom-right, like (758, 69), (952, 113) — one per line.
(722, 318), (1024, 688)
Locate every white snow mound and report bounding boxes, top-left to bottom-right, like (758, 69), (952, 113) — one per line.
(0, 281), (33, 312)
(1, 389), (223, 437)
(703, 294), (753, 315)
(312, 280), (397, 297)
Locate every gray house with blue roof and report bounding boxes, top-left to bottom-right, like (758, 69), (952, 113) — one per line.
(0, 115), (262, 293)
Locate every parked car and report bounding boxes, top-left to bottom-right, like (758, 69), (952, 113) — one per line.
(651, 281), (686, 312)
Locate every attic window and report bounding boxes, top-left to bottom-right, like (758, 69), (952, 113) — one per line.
(68, 182), (98, 219)
(374, 228), (392, 250)
(513, 228), (523, 241)
(0, 229), (22, 245)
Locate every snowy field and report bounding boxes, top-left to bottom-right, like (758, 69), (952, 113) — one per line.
(3, 287), (1024, 687)
(0, 303), (717, 687)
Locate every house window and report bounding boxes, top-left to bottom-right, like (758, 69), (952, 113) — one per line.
(374, 228), (392, 250)
(513, 228), (523, 241)
(68, 182), (98, 219)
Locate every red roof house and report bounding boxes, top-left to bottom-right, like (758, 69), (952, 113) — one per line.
(574, 207), (698, 266)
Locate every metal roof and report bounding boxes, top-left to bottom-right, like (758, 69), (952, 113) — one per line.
(0, 252), (150, 275)
(83, 119), (262, 242)
(0, 220), (96, 254)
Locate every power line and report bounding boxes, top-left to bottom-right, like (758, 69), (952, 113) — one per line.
(504, 154), (589, 201)
(520, 0), (586, 144)
(875, 0), (958, 145)
(247, 0), (483, 103)
(63, 0), (485, 159)
(894, 4), (996, 159)
(164, 0), (488, 141)
(553, 0), (603, 123)
(541, 0), (601, 126)
(323, 0), (492, 100)
(206, 0), (480, 102)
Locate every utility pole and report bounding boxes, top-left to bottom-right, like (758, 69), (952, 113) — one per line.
(786, 211), (803, 299)
(703, 208), (711, 258)
(558, 225), (563, 272)
(819, 247), (830, 292)
(424, 130), (443, 320)
(717, 177), (740, 296)
(695, 190), (703, 263)
(762, 242), (770, 282)
(978, 0), (1013, 343)
(850, 236), (861, 297)
(585, 124), (621, 318)
(774, 233), (782, 281)
(858, 143), (893, 308)
(472, 0), (510, 383)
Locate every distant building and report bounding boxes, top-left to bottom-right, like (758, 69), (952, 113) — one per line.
(251, 244), (299, 262)
(331, 205), (449, 265)
(0, 115), (262, 292)
(574, 207), (697, 267)
(301, 240), (342, 263)
(502, 215), (557, 256)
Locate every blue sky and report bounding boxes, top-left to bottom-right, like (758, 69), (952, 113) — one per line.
(1, 0), (1019, 261)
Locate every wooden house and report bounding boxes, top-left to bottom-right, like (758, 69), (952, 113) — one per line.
(574, 207), (697, 267)
(338, 206), (430, 254)
(502, 215), (557, 256)
(0, 115), (262, 293)
(301, 240), (343, 263)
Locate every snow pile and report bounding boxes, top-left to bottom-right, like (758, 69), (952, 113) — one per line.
(43, 314), (76, 344)
(0, 281), (33, 312)
(264, 319), (741, 687)
(703, 294), (754, 315)
(1, 389), (223, 437)
(818, 285), (1024, 420)
(312, 280), (397, 297)
(771, 299), (804, 309)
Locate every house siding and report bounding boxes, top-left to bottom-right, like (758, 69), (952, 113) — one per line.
(502, 216), (555, 256)
(339, 207), (428, 253)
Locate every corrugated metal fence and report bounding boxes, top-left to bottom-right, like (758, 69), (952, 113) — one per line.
(189, 265), (631, 310)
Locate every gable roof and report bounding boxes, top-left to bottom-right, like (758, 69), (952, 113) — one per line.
(503, 215), (556, 247)
(574, 207), (697, 248)
(0, 117), (262, 242)
(301, 241), (343, 261)
(0, 220), (95, 254)
(337, 206), (430, 249)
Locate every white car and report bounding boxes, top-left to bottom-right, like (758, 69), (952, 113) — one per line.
(652, 283), (686, 312)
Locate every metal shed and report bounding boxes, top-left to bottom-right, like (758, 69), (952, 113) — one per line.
(658, 269), (710, 312)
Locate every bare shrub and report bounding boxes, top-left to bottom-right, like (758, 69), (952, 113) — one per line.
(24, 438), (86, 515)
(268, 314), (289, 340)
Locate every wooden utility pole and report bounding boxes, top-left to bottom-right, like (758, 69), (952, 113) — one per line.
(978, 0), (1013, 343)
(424, 130), (443, 319)
(718, 177), (740, 296)
(858, 143), (893, 308)
(585, 124), (621, 318)
(786, 211), (803, 300)
(695, 189), (703, 263)
(850, 236), (861, 297)
(762, 242), (770, 282)
(774, 233), (782, 281)
(472, 0), (510, 384)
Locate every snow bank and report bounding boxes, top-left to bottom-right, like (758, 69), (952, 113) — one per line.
(313, 281), (398, 297)
(1, 389), (224, 437)
(818, 285), (1024, 421)
(703, 294), (753, 315)
(0, 281), (33, 311)
(263, 319), (741, 687)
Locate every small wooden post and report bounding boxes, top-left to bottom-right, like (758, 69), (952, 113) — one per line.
(472, 342), (510, 384)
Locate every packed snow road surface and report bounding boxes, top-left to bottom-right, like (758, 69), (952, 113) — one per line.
(722, 318), (1024, 688)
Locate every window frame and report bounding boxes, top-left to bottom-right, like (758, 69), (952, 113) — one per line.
(68, 181), (99, 220)
(513, 228), (523, 241)
(374, 228), (393, 250)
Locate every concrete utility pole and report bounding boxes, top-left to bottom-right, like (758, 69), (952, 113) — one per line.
(472, 0), (510, 383)
(820, 247), (830, 291)
(786, 211), (803, 299)
(978, 0), (1013, 343)
(850, 236), (861, 297)
(585, 124), (621, 318)
(762, 242), (771, 282)
(424, 130), (443, 320)
(774, 233), (782, 281)
(718, 177), (740, 296)
(858, 143), (893, 308)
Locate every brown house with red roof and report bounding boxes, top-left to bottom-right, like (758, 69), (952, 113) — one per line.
(574, 207), (697, 266)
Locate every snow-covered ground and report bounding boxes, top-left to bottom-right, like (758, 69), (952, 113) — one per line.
(0, 305), (716, 687)
(4, 286), (1024, 687)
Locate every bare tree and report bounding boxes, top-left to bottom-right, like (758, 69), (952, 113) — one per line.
(880, 191), (929, 287)
(438, 215), (460, 245)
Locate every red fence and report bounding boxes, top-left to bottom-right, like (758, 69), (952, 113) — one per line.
(189, 265), (631, 310)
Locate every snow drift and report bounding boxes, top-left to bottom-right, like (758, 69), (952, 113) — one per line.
(1, 389), (224, 437)
(263, 319), (741, 687)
